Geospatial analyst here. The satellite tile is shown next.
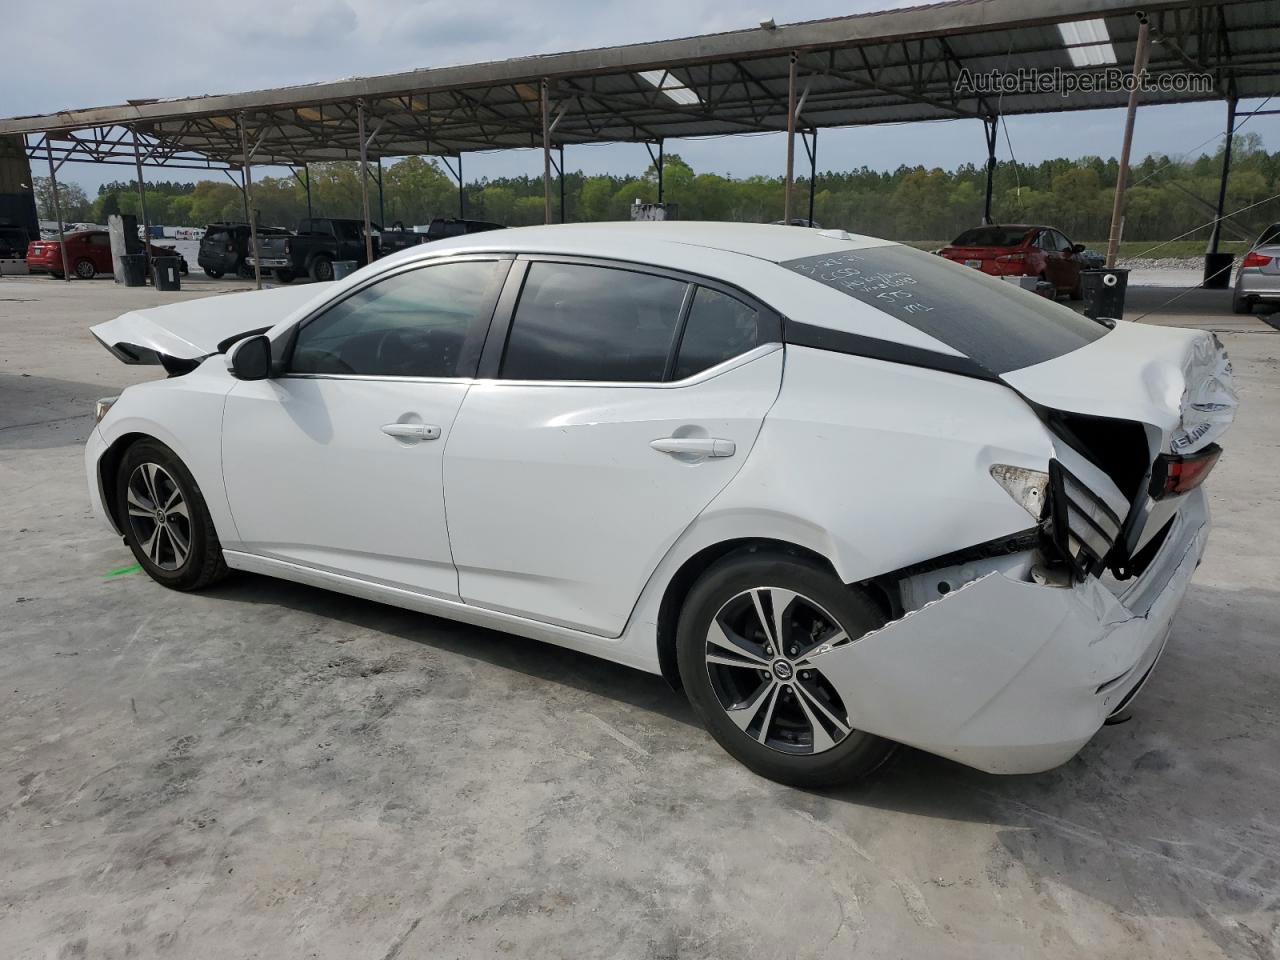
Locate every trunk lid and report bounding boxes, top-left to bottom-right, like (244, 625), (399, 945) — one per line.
(90, 284), (325, 364)
(254, 235), (291, 258)
(999, 320), (1236, 459)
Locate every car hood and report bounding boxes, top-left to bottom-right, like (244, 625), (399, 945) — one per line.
(90, 284), (325, 364)
(1000, 320), (1237, 457)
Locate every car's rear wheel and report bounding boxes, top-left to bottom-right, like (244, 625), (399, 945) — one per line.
(203, 268), (224, 279)
(73, 257), (96, 279)
(274, 269), (295, 284)
(676, 551), (897, 786)
(1232, 290), (1254, 314)
(115, 439), (228, 591)
(310, 256), (333, 282)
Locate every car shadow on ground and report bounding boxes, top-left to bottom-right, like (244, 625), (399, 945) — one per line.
(208, 569), (1280, 955)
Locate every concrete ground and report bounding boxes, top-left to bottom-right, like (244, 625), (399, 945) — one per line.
(1, 273), (1278, 960)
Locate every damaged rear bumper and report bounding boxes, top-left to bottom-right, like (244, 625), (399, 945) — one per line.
(814, 489), (1209, 774)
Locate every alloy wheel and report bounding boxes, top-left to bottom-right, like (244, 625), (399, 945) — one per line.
(125, 462), (191, 571)
(704, 587), (859, 755)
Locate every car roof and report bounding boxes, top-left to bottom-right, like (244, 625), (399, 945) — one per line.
(401, 221), (894, 265)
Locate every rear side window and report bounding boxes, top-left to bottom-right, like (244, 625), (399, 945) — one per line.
(501, 262), (687, 382)
(781, 245), (1107, 375)
(673, 287), (760, 380)
(290, 260), (505, 378)
(1257, 223), (1280, 247)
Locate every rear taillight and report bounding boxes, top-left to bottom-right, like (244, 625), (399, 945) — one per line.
(1149, 444), (1222, 499)
(1242, 252), (1272, 268)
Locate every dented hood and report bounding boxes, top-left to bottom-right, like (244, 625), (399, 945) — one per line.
(90, 285), (325, 364)
(999, 320), (1237, 456)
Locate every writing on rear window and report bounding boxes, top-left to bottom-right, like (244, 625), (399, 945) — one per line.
(781, 245), (1107, 375)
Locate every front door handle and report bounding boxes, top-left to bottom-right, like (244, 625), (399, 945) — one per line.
(381, 422), (441, 441)
(650, 437), (736, 458)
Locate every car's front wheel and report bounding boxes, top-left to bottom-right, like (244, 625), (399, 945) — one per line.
(115, 439), (228, 591)
(74, 257), (96, 279)
(676, 551), (896, 786)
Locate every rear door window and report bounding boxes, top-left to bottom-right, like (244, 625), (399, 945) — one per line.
(501, 262), (687, 382)
(781, 244), (1108, 375)
(672, 287), (761, 380)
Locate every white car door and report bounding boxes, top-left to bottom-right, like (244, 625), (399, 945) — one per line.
(221, 256), (510, 598)
(445, 257), (783, 636)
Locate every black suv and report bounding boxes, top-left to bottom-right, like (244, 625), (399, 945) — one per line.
(198, 222), (290, 279)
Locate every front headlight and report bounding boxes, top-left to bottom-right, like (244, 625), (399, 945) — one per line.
(990, 464), (1049, 520)
(94, 396), (119, 424)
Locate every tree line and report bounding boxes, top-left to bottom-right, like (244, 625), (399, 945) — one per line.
(34, 133), (1280, 244)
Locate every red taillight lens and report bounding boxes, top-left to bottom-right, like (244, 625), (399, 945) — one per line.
(1242, 252), (1272, 268)
(1150, 444), (1222, 499)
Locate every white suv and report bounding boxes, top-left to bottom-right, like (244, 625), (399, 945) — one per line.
(86, 222), (1234, 785)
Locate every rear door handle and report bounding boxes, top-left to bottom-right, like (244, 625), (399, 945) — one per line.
(381, 422), (441, 441)
(650, 437), (736, 458)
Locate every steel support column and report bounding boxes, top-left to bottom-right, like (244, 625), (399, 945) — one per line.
(357, 101), (374, 265)
(783, 53), (798, 224)
(376, 157), (385, 228)
(131, 127), (153, 280)
(559, 145), (566, 223)
(982, 116), (999, 225)
(541, 79), (552, 225)
(657, 140), (664, 203)
(1207, 96), (1238, 257)
(800, 129), (818, 227)
(236, 115), (262, 290)
(304, 161), (312, 219)
(43, 138), (71, 282)
(1105, 15), (1152, 268)
(458, 153), (465, 217)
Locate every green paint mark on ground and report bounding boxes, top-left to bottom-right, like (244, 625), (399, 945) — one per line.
(105, 563), (142, 578)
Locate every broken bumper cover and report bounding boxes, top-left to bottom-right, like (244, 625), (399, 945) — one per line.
(812, 489), (1210, 774)
(85, 425), (117, 534)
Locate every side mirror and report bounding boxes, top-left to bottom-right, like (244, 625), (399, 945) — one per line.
(228, 334), (273, 381)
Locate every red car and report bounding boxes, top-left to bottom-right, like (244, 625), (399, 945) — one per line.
(939, 224), (1086, 299)
(26, 230), (188, 280)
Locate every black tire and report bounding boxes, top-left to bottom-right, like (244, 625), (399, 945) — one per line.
(49, 271), (63, 280)
(179, 261), (189, 276)
(1232, 291), (1253, 315)
(203, 268), (224, 279)
(676, 551), (897, 787)
(1068, 276), (1083, 301)
(273, 269), (296, 284)
(309, 256), (333, 282)
(73, 257), (96, 280)
(115, 439), (229, 592)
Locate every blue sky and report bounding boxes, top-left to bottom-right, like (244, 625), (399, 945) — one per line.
(3, 0), (1274, 193)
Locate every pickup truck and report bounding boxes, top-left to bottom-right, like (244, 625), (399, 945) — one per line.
(246, 217), (372, 283)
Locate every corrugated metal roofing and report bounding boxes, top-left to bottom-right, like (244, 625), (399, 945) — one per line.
(2, 0), (1276, 168)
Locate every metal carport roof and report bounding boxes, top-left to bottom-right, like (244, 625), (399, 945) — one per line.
(2, 0), (1278, 167)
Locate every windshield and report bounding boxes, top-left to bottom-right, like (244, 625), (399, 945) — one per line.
(781, 244), (1108, 375)
(951, 226), (1031, 248)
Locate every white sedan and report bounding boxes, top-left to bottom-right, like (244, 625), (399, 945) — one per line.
(86, 222), (1235, 786)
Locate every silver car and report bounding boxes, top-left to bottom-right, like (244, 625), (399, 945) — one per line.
(1233, 222), (1280, 313)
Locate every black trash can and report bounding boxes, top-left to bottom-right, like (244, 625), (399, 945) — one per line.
(1203, 253), (1234, 289)
(151, 257), (182, 291)
(1081, 268), (1129, 321)
(120, 254), (148, 287)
